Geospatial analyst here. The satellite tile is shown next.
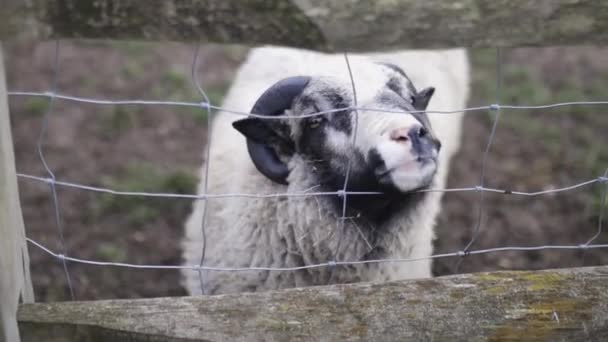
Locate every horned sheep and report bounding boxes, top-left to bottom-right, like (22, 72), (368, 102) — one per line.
(182, 46), (470, 295)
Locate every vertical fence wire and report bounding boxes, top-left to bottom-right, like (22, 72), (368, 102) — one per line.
(454, 47), (503, 273)
(586, 168), (608, 245)
(191, 45), (212, 295)
(36, 41), (75, 300)
(329, 52), (360, 284)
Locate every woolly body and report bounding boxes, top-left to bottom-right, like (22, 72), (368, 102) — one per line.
(182, 46), (470, 295)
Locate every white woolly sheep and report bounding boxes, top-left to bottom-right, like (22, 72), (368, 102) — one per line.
(182, 46), (470, 295)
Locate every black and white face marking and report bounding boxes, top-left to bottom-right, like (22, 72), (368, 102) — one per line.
(234, 63), (441, 198)
(288, 66), (440, 195)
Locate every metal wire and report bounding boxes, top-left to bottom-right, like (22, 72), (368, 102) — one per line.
(16, 172), (606, 199)
(35, 41), (75, 300)
(329, 52), (360, 284)
(9, 91), (608, 119)
(585, 168), (608, 245)
(455, 47), (504, 272)
(7, 43), (608, 296)
(191, 45), (212, 295)
(26, 237), (608, 272)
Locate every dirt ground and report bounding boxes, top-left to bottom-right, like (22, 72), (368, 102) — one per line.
(5, 40), (608, 301)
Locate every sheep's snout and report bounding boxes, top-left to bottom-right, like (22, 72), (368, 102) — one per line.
(388, 126), (412, 142)
(388, 125), (429, 143)
(373, 123), (440, 192)
(388, 124), (440, 160)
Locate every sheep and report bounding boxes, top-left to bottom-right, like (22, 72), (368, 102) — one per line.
(181, 46), (470, 295)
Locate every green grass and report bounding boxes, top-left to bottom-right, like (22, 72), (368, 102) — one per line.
(471, 50), (559, 156)
(470, 48), (608, 215)
(121, 60), (147, 80)
(154, 68), (229, 125)
(23, 97), (49, 117)
(114, 44), (234, 127)
(471, 50), (551, 107)
(95, 242), (128, 262)
(161, 69), (189, 90)
(94, 162), (198, 226)
(99, 106), (138, 138)
(110, 40), (154, 58)
(188, 84), (229, 125)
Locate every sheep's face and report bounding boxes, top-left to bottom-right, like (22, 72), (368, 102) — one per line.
(234, 63), (441, 195)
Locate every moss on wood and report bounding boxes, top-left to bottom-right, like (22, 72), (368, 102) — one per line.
(18, 266), (608, 341)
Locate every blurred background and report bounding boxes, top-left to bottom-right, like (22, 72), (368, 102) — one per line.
(5, 40), (608, 301)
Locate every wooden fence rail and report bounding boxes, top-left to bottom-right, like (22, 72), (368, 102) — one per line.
(18, 266), (608, 341)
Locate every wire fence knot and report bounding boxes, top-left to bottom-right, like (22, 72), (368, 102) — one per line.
(200, 101), (210, 110)
(489, 104), (501, 111)
(336, 190), (346, 198)
(578, 244), (589, 250)
(328, 260), (337, 268)
(475, 185), (483, 192)
(599, 176), (608, 183)
(457, 250), (470, 257)
(56, 253), (66, 260)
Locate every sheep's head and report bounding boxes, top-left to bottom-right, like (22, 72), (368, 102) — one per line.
(233, 62), (440, 197)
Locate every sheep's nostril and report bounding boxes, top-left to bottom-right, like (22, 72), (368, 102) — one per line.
(418, 127), (428, 138)
(389, 128), (410, 142)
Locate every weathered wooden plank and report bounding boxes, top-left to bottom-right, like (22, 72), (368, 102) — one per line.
(18, 266), (608, 341)
(3, 0), (608, 50)
(0, 44), (35, 342)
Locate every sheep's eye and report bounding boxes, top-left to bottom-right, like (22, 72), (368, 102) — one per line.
(308, 116), (326, 129)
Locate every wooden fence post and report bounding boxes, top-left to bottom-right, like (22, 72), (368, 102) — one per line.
(0, 43), (35, 342)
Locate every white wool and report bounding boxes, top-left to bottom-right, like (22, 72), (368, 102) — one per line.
(181, 46), (470, 295)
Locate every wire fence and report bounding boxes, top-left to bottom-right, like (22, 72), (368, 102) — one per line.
(7, 41), (608, 299)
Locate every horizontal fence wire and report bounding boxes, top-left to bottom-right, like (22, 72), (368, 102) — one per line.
(16, 172), (607, 198)
(6, 42), (608, 290)
(9, 96), (608, 269)
(25, 237), (608, 272)
(9, 91), (608, 118)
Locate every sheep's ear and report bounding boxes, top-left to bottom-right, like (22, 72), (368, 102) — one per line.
(233, 117), (294, 185)
(232, 118), (292, 149)
(412, 87), (435, 111)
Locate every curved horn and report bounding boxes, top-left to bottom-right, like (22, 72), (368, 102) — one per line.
(245, 76), (311, 185)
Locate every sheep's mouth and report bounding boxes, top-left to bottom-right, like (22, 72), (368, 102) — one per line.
(376, 156), (436, 175)
(374, 157), (437, 191)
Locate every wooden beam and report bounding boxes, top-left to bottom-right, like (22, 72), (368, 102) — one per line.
(3, 0), (608, 50)
(0, 44), (35, 342)
(18, 266), (608, 341)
